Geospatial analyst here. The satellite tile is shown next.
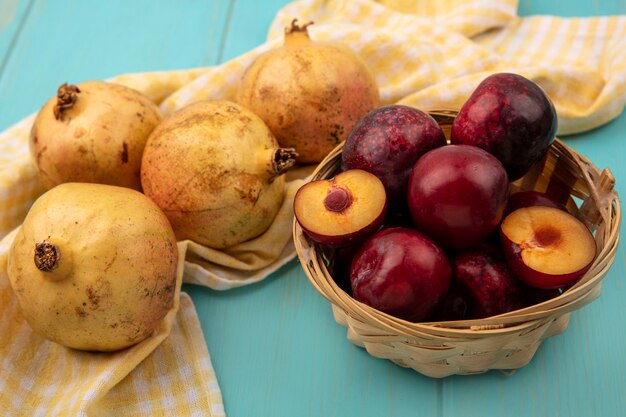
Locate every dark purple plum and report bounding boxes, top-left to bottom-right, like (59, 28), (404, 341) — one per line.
(382, 204), (413, 229)
(432, 286), (469, 321)
(453, 245), (527, 319)
(505, 190), (566, 216)
(407, 144), (509, 250)
(524, 285), (564, 306)
(350, 227), (451, 322)
(450, 73), (557, 180)
(321, 245), (358, 296)
(342, 105), (446, 206)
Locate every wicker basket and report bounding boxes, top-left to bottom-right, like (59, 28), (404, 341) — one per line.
(293, 110), (621, 378)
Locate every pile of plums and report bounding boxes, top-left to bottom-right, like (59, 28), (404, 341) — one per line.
(294, 73), (597, 322)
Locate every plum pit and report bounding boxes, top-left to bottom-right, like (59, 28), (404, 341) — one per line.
(324, 187), (353, 212)
(532, 226), (561, 247)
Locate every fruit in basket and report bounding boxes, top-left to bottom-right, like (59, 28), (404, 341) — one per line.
(500, 206), (597, 289)
(350, 227), (451, 322)
(505, 190), (566, 215)
(342, 105), (446, 206)
(525, 286), (565, 305)
(407, 145), (509, 250)
(432, 287), (469, 321)
(30, 81), (162, 191)
(319, 244), (358, 295)
(450, 72), (557, 180)
(452, 245), (527, 319)
(7, 183), (178, 351)
(294, 169), (387, 247)
(237, 19), (380, 164)
(141, 100), (296, 249)
(382, 206), (414, 229)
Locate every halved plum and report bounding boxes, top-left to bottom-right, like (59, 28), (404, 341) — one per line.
(500, 206), (597, 289)
(294, 169), (387, 247)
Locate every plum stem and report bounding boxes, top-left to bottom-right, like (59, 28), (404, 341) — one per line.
(34, 241), (60, 272)
(324, 187), (353, 212)
(54, 83), (81, 120)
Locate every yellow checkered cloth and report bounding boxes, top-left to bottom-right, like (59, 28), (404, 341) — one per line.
(1, 0), (626, 415)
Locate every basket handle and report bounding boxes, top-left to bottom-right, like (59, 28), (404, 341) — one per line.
(579, 167), (617, 230)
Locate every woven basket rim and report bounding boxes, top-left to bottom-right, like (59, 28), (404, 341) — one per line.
(293, 109), (621, 338)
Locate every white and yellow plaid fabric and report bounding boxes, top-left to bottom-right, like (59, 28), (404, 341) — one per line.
(1, 0), (625, 415)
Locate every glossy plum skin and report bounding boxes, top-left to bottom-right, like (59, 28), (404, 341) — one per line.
(342, 105), (446, 206)
(350, 227), (452, 322)
(505, 190), (566, 215)
(453, 246), (527, 319)
(450, 73), (557, 180)
(407, 145), (509, 250)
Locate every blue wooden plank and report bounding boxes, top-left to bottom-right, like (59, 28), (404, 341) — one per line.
(0, 0), (231, 132)
(0, 0), (33, 70)
(185, 263), (443, 417)
(218, 0), (289, 62)
(519, 0), (626, 17)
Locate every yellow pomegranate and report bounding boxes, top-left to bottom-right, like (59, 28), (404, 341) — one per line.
(141, 100), (296, 249)
(237, 19), (380, 164)
(7, 183), (178, 351)
(30, 81), (162, 191)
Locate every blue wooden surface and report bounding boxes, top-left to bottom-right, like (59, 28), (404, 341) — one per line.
(0, 1), (624, 416)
